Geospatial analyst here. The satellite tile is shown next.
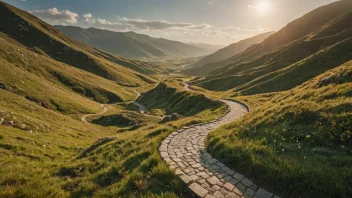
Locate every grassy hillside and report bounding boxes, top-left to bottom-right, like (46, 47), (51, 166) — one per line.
(55, 26), (216, 60)
(0, 37), (140, 105)
(207, 62), (352, 198)
(196, 34), (352, 93)
(191, 4), (352, 93)
(0, 88), (114, 197)
(0, 2), (156, 83)
(137, 80), (226, 119)
(184, 31), (275, 76)
(0, 80), (227, 197)
(186, 42), (224, 52)
(189, 0), (352, 79)
(231, 0), (352, 65)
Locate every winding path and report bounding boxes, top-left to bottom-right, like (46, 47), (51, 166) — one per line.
(81, 104), (109, 123)
(81, 85), (163, 123)
(183, 82), (190, 90)
(159, 84), (278, 198)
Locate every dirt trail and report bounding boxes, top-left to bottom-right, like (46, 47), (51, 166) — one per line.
(80, 104), (109, 123)
(81, 85), (162, 123)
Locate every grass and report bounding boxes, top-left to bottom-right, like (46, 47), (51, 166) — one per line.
(0, 37), (143, 111)
(0, 89), (117, 197)
(2, 1), (351, 198)
(206, 62), (352, 198)
(195, 33), (352, 93)
(0, 75), (226, 197)
(0, 2), (156, 87)
(89, 106), (160, 127)
(136, 80), (227, 118)
(235, 37), (352, 95)
(191, 4), (352, 94)
(0, 3), (228, 196)
(184, 31), (275, 76)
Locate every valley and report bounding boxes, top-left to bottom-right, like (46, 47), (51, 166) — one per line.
(0, 0), (351, 198)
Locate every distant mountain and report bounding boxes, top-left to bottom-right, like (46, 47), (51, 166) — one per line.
(190, 0), (352, 93)
(186, 42), (225, 52)
(185, 31), (275, 75)
(55, 26), (217, 60)
(0, 1), (159, 110)
(0, 2), (159, 80)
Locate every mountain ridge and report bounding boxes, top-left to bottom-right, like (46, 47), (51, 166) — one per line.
(185, 31), (275, 76)
(190, 0), (352, 93)
(55, 25), (222, 60)
(0, 2), (158, 81)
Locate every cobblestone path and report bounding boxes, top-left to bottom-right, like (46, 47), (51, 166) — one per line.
(159, 100), (279, 198)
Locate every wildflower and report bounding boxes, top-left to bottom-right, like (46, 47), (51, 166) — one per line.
(304, 156), (306, 159)
(306, 135), (311, 139)
(282, 149), (285, 152)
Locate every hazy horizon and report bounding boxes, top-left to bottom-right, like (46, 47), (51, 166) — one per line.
(3, 0), (338, 45)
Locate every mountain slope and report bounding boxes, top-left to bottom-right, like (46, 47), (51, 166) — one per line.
(0, 2), (156, 82)
(207, 61), (352, 197)
(55, 26), (217, 60)
(189, 0), (352, 78)
(191, 0), (352, 93)
(0, 37), (138, 111)
(185, 31), (275, 76)
(187, 42), (224, 52)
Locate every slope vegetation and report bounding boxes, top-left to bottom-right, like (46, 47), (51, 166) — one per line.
(55, 26), (217, 60)
(0, 78), (226, 198)
(1, 37), (141, 106)
(0, 2), (156, 82)
(207, 61), (352, 198)
(185, 31), (275, 76)
(137, 80), (225, 118)
(191, 1), (352, 94)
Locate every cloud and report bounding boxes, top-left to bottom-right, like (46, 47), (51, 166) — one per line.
(30, 8), (78, 24)
(78, 14), (271, 44)
(82, 14), (131, 30)
(83, 13), (92, 19)
(118, 17), (194, 30)
(209, 2), (214, 5)
(117, 17), (214, 31)
(83, 13), (96, 24)
(225, 26), (270, 33)
(190, 24), (212, 29)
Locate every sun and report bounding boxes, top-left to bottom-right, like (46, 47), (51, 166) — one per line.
(256, 1), (271, 14)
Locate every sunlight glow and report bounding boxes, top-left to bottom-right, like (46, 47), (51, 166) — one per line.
(256, 1), (271, 15)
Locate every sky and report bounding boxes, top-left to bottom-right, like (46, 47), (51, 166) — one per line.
(4, 0), (338, 45)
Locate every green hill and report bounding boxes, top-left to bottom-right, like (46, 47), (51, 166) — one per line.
(137, 80), (225, 117)
(184, 31), (275, 76)
(0, 37), (138, 112)
(207, 61), (352, 197)
(191, 1), (352, 93)
(55, 26), (219, 60)
(0, 2), (158, 80)
(1, 0), (351, 197)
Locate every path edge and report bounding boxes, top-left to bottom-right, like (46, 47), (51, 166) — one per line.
(158, 99), (251, 197)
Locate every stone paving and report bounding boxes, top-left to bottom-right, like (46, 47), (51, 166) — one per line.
(159, 100), (280, 198)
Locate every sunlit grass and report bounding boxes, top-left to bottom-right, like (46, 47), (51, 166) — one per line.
(0, 78), (225, 197)
(207, 62), (352, 197)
